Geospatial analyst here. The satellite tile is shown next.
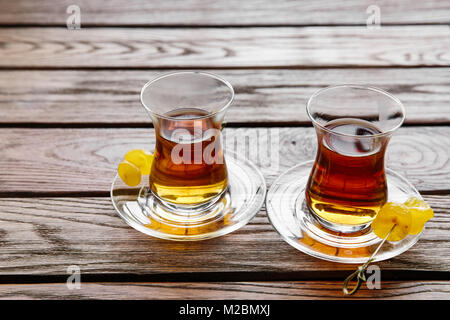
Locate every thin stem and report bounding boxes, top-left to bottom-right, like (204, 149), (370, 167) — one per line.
(342, 224), (395, 295)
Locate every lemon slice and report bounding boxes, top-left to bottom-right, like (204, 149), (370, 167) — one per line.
(117, 161), (142, 187)
(125, 149), (154, 175)
(404, 197), (434, 235)
(371, 202), (412, 241)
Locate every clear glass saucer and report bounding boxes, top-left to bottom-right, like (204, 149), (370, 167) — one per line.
(111, 151), (266, 241)
(266, 160), (423, 264)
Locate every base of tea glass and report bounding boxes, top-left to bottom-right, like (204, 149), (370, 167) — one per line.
(311, 211), (373, 234)
(111, 151), (266, 241)
(266, 160), (424, 264)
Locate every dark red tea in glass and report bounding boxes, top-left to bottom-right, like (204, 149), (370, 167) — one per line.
(305, 85), (405, 233)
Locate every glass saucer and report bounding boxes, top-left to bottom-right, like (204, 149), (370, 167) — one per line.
(266, 160), (423, 264)
(111, 151), (266, 241)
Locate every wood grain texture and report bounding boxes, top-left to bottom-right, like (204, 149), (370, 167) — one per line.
(0, 0), (448, 26)
(1, 0), (449, 301)
(0, 127), (449, 193)
(1, 281), (449, 300)
(1, 68), (450, 125)
(0, 195), (448, 276)
(0, 27), (449, 68)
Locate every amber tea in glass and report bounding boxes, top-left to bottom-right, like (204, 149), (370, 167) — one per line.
(150, 108), (228, 205)
(141, 71), (234, 210)
(305, 85), (405, 233)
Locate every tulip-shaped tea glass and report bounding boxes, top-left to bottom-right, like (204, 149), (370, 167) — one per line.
(266, 85), (424, 263)
(111, 72), (266, 241)
(142, 72), (231, 210)
(305, 85), (405, 233)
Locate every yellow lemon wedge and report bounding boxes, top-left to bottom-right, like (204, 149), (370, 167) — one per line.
(371, 197), (434, 241)
(117, 161), (142, 187)
(125, 149), (154, 175)
(371, 202), (412, 241)
(404, 197), (434, 235)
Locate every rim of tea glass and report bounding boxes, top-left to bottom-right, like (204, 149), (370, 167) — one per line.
(306, 84), (406, 139)
(140, 71), (235, 121)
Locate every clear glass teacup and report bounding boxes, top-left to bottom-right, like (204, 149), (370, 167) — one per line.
(305, 85), (405, 233)
(140, 71), (234, 211)
(111, 71), (266, 241)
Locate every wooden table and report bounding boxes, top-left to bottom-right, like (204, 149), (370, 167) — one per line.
(0, 1), (449, 300)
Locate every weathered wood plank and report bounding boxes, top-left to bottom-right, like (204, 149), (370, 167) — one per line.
(0, 27), (449, 68)
(1, 69), (450, 125)
(0, 127), (448, 193)
(0, 0), (448, 26)
(0, 195), (448, 276)
(1, 281), (449, 300)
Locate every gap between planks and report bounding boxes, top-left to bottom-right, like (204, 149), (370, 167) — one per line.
(1, 270), (450, 285)
(1, 281), (449, 300)
(0, 123), (448, 129)
(1, 66), (450, 71)
(1, 23), (450, 28)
